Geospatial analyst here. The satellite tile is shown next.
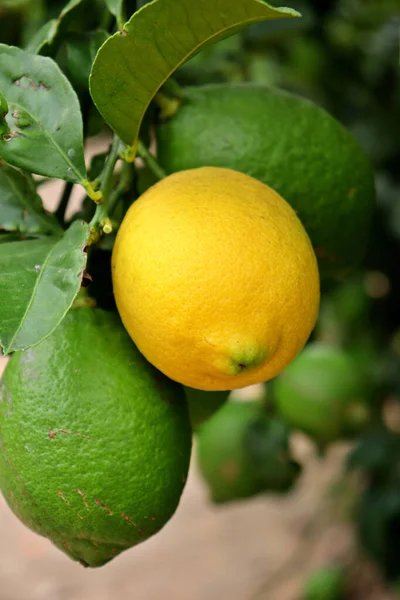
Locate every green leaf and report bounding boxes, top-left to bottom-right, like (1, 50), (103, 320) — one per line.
(0, 162), (61, 234)
(104, 0), (125, 25)
(0, 44), (87, 183)
(24, 19), (58, 55)
(0, 220), (89, 355)
(89, 0), (300, 152)
(104, 0), (123, 12)
(0, 0), (33, 7)
(25, 0), (88, 55)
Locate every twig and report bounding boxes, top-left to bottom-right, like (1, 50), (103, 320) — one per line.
(108, 162), (134, 216)
(89, 136), (123, 235)
(137, 139), (166, 180)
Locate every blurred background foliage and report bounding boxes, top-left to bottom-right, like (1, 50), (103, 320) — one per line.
(0, 0), (399, 595)
(178, 1), (400, 589)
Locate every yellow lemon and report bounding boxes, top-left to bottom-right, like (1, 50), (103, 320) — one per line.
(112, 167), (320, 391)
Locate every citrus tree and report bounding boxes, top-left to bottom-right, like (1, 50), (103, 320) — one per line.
(0, 0), (399, 595)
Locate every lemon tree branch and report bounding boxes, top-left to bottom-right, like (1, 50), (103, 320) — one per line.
(137, 140), (166, 181)
(89, 135), (123, 239)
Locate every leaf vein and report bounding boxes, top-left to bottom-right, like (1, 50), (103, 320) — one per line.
(9, 103), (85, 184)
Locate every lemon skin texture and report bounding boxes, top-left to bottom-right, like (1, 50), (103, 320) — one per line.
(0, 308), (191, 568)
(156, 84), (375, 278)
(112, 166), (320, 391)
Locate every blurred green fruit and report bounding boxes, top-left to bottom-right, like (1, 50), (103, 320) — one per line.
(274, 343), (372, 445)
(0, 308), (191, 567)
(197, 400), (300, 503)
(303, 565), (346, 600)
(317, 276), (372, 345)
(156, 83), (375, 277)
(184, 386), (230, 429)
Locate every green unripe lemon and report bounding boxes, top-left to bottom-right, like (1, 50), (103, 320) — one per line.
(0, 308), (191, 567)
(274, 343), (371, 445)
(197, 400), (300, 503)
(156, 83), (375, 277)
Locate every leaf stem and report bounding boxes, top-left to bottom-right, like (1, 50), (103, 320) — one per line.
(137, 140), (166, 180)
(101, 136), (122, 200)
(89, 136), (122, 237)
(55, 181), (74, 226)
(82, 179), (103, 203)
(108, 162), (134, 216)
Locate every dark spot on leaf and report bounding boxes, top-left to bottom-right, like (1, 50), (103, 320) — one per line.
(13, 76), (49, 91)
(2, 132), (17, 142)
